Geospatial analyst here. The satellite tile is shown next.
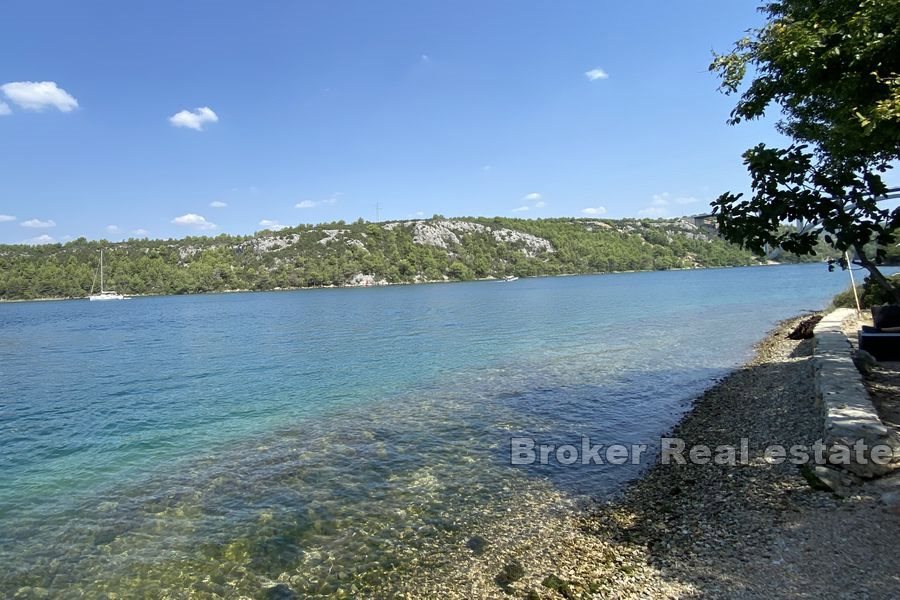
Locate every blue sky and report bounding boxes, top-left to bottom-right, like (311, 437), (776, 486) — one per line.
(1, 1), (787, 244)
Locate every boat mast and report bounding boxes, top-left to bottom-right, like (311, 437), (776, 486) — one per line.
(100, 250), (104, 293)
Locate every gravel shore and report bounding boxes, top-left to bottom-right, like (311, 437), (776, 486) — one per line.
(401, 315), (900, 599)
(583, 314), (900, 599)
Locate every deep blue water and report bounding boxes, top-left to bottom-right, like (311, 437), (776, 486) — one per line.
(0, 265), (867, 595)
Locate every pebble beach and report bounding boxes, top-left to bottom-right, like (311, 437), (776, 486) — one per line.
(390, 315), (900, 599)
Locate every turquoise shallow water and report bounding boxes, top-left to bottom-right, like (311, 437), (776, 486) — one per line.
(0, 265), (871, 595)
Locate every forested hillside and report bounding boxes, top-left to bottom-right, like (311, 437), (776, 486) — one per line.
(0, 216), (760, 300)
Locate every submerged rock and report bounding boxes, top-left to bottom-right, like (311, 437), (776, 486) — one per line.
(465, 535), (488, 555)
(542, 574), (575, 599)
(263, 582), (297, 600)
(495, 560), (525, 591)
(92, 529), (118, 546)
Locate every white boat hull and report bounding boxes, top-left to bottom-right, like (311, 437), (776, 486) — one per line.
(88, 292), (125, 301)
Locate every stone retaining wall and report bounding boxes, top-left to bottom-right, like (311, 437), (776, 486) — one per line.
(813, 308), (897, 478)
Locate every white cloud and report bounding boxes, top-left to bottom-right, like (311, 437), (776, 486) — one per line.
(642, 192), (699, 217)
(296, 194), (340, 209)
(0, 214), (15, 222)
(514, 192), (545, 212)
(21, 218), (56, 228)
(638, 206), (668, 218)
(652, 192), (700, 207)
(25, 234), (56, 245)
(258, 219), (288, 231)
(171, 213), (216, 230)
(169, 106), (218, 131)
(132, 228), (149, 237)
(420, 54), (431, 63)
(1, 81), (79, 112)
(651, 193), (670, 207)
(581, 207), (607, 215)
(209, 200), (227, 208)
(0, 101), (11, 116)
(482, 165), (492, 172)
(106, 224), (120, 233)
(585, 68), (609, 81)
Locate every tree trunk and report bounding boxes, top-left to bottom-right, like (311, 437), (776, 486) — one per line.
(853, 244), (900, 304)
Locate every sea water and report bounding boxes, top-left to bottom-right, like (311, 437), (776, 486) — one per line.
(0, 265), (871, 595)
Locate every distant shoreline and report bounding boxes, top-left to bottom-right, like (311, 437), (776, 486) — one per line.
(0, 261), (798, 304)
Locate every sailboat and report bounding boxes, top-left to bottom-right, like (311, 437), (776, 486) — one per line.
(88, 249), (126, 301)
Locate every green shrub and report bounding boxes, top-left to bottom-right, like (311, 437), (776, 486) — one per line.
(831, 274), (900, 309)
